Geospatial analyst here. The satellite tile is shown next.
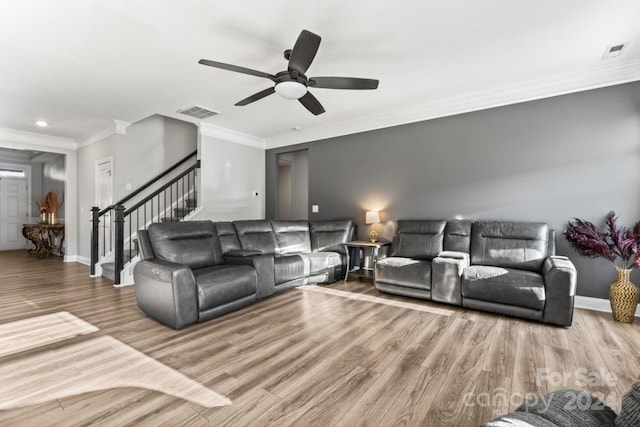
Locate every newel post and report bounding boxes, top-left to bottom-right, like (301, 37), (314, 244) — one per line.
(113, 205), (125, 285)
(90, 207), (100, 275)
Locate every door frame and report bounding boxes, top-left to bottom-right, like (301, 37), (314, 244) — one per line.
(94, 157), (113, 207)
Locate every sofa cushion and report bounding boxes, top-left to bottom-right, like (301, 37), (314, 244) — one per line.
(193, 264), (257, 310)
(214, 221), (241, 254)
(148, 221), (224, 270)
(483, 411), (558, 427)
(375, 257), (432, 290)
(390, 220), (446, 260)
(462, 265), (545, 310)
(617, 381), (640, 427)
(233, 220), (278, 254)
(443, 220), (472, 253)
(272, 220), (311, 254)
(300, 251), (342, 275)
(519, 388), (617, 427)
(274, 254), (306, 284)
(470, 221), (550, 272)
(310, 220), (353, 253)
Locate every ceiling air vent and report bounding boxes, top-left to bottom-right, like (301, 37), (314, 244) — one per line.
(602, 43), (627, 60)
(176, 105), (220, 119)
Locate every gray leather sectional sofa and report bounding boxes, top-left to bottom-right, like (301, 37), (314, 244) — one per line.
(375, 220), (577, 326)
(133, 219), (353, 329)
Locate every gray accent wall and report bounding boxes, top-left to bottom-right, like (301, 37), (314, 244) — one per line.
(266, 81), (640, 299)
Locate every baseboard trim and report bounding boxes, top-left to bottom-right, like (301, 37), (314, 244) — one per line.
(113, 282), (135, 288)
(64, 255), (90, 266)
(574, 295), (640, 317)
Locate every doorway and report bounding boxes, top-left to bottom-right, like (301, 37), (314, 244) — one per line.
(95, 157), (113, 257)
(0, 164), (30, 250)
(276, 149), (308, 220)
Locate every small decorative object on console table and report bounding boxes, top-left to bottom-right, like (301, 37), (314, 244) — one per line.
(341, 240), (390, 282)
(565, 210), (640, 323)
(37, 190), (63, 225)
(365, 210), (380, 242)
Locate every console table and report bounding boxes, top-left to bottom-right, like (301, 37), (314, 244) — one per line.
(341, 240), (390, 282)
(22, 224), (65, 259)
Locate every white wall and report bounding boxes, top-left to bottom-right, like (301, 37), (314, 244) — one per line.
(114, 115), (197, 200)
(42, 155), (66, 219)
(76, 135), (116, 261)
(196, 134), (265, 220)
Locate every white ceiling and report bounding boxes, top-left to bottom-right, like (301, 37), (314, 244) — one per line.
(1, 0), (639, 149)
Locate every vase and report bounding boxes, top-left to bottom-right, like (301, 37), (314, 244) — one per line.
(609, 267), (640, 324)
(48, 212), (56, 225)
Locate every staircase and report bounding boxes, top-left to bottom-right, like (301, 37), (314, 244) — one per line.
(100, 250), (137, 281)
(91, 152), (200, 285)
(99, 197), (197, 281)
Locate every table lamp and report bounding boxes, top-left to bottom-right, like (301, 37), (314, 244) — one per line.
(365, 210), (380, 242)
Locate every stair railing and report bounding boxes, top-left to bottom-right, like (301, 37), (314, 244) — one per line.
(90, 150), (199, 283)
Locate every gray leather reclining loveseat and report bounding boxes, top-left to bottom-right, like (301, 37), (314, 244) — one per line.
(375, 219), (577, 326)
(133, 219), (353, 329)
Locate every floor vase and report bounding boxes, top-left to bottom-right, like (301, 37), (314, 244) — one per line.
(609, 267), (639, 323)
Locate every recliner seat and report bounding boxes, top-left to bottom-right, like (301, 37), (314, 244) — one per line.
(134, 221), (257, 329)
(134, 218), (354, 329)
(375, 219), (577, 326)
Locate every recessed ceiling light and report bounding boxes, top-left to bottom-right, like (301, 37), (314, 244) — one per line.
(35, 120), (48, 128)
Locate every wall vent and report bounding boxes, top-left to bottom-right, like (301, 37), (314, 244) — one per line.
(176, 105), (220, 119)
(602, 43), (627, 60)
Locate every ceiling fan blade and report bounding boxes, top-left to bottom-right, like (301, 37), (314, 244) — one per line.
(198, 59), (278, 83)
(298, 92), (325, 115)
(235, 87), (276, 106)
(310, 77), (379, 90)
(288, 30), (321, 75)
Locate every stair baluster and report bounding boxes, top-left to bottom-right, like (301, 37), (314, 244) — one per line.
(89, 151), (199, 285)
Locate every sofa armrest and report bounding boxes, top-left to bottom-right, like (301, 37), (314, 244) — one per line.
(437, 251), (470, 264)
(432, 255), (468, 306)
(224, 253), (275, 299)
(542, 256), (577, 327)
(133, 259), (198, 330)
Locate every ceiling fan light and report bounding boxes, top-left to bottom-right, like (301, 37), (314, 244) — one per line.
(275, 81), (307, 100)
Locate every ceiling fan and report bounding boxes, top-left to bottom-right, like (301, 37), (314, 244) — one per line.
(198, 29), (379, 115)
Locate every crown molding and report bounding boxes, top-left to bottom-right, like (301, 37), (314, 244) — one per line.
(265, 59), (640, 149)
(76, 120), (131, 148)
(0, 127), (77, 151)
(200, 123), (265, 149)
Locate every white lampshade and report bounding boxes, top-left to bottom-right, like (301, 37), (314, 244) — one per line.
(274, 81), (307, 100)
(365, 210), (380, 224)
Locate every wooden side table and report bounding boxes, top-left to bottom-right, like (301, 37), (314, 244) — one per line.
(341, 240), (390, 282)
(22, 224), (65, 259)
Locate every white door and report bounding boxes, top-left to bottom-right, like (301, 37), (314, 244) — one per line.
(0, 178), (28, 250)
(95, 158), (113, 256)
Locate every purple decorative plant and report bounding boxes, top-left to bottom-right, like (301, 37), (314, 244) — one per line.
(565, 211), (640, 269)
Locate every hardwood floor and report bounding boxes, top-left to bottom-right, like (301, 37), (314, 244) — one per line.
(0, 250), (639, 426)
